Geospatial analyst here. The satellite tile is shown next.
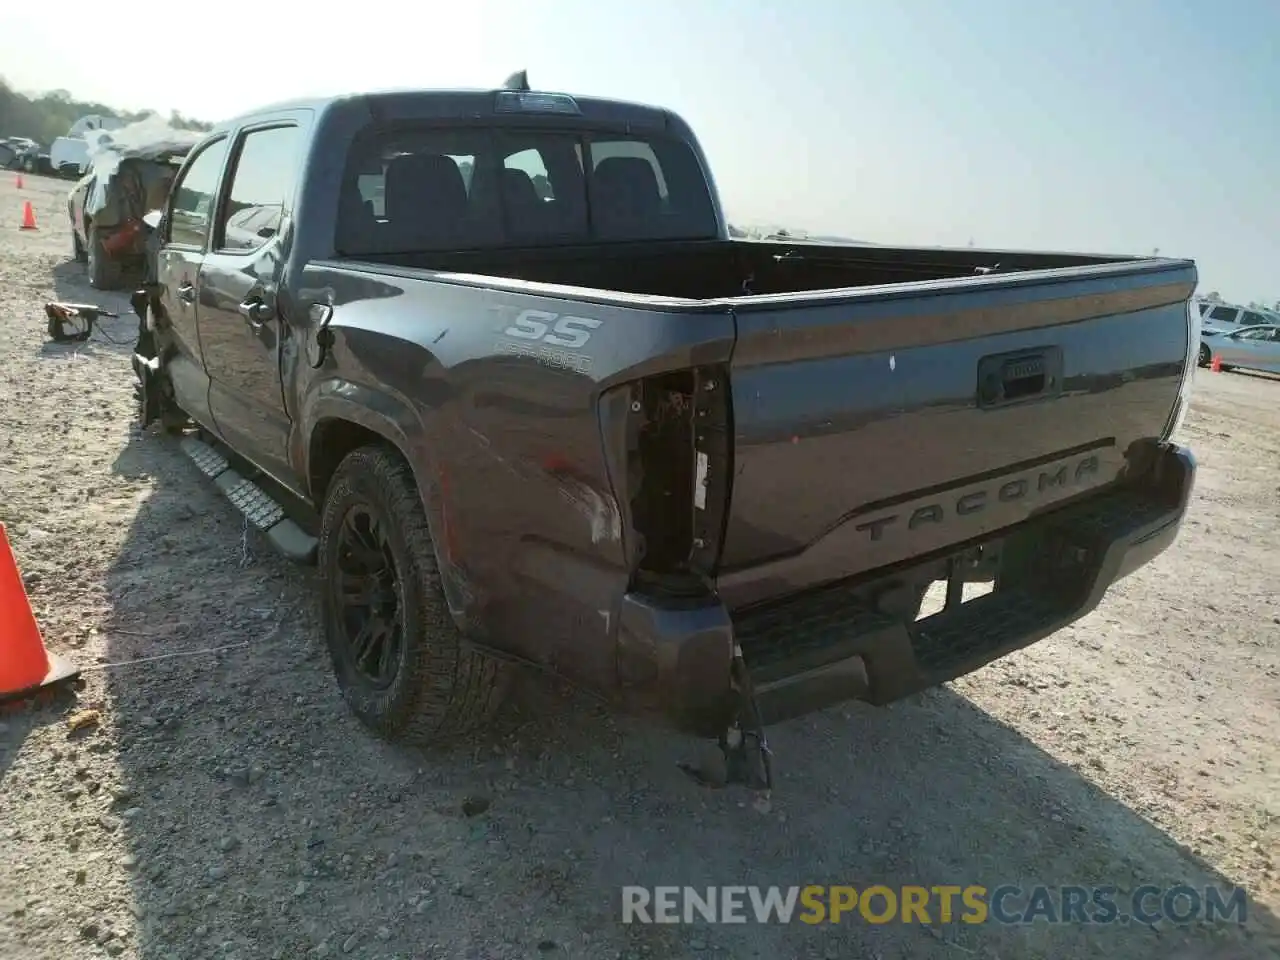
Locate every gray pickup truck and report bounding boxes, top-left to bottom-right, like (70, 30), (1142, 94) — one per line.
(129, 74), (1199, 788)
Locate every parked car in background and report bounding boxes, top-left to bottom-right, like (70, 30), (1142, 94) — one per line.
(2, 138), (51, 174)
(1198, 324), (1280, 373)
(1195, 299), (1275, 333)
(68, 118), (202, 288)
(48, 115), (128, 178)
(50, 136), (92, 177)
(69, 149), (187, 288)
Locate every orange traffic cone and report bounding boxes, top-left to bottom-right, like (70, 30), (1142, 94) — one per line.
(1210, 355), (1222, 373)
(15, 173), (24, 189)
(0, 524), (80, 706)
(19, 200), (37, 231)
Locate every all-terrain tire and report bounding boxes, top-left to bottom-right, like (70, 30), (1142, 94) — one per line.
(318, 445), (510, 743)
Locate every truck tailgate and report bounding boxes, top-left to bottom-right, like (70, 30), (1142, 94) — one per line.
(717, 260), (1195, 609)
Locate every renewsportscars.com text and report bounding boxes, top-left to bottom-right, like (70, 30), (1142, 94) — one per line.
(621, 885), (1248, 926)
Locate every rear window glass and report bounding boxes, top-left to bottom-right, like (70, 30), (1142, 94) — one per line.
(335, 125), (717, 255)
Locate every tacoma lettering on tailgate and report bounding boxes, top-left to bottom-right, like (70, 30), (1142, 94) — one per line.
(854, 454), (1101, 543)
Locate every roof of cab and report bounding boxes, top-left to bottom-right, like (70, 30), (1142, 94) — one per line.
(214, 87), (674, 134)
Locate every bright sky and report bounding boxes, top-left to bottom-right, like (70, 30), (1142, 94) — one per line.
(4, 0), (1276, 303)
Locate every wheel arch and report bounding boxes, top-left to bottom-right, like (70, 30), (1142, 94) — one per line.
(302, 385), (446, 539)
(304, 388), (475, 639)
(305, 399), (418, 507)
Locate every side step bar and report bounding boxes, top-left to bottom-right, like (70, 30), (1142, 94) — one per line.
(179, 435), (318, 564)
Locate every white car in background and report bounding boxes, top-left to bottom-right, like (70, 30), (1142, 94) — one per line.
(49, 136), (91, 177)
(1198, 323), (1280, 373)
(1194, 299), (1279, 334)
(49, 115), (127, 178)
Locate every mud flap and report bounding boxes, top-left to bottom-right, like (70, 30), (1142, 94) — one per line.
(130, 287), (159, 361)
(135, 353), (163, 429)
(129, 287), (172, 431)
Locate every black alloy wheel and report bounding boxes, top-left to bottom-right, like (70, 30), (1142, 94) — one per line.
(318, 445), (511, 743)
(333, 504), (404, 689)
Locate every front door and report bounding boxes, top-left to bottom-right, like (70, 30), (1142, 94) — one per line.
(197, 123), (304, 485)
(156, 135), (232, 430)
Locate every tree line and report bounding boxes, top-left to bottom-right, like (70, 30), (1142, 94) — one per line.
(1199, 291), (1280, 313)
(0, 79), (212, 146)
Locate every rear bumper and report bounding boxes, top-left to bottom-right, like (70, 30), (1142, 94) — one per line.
(615, 441), (1196, 737)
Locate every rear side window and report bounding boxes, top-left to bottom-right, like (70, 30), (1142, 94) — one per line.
(1208, 306), (1239, 323)
(336, 124), (717, 255)
(168, 137), (229, 247)
(215, 125), (302, 253)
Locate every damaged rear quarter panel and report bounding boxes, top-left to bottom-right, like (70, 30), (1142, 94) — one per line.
(294, 262), (737, 688)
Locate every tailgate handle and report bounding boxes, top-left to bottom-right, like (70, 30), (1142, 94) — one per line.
(977, 347), (1063, 408)
(1001, 355), (1046, 398)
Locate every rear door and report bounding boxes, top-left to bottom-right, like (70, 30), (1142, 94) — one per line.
(155, 134), (232, 430)
(198, 122), (305, 483)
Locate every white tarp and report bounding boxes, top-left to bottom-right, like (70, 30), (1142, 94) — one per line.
(83, 115), (201, 175)
(81, 116), (202, 219)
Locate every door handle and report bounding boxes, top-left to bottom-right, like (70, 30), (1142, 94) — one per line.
(237, 298), (274, 326)
(177, 283), (196, 305)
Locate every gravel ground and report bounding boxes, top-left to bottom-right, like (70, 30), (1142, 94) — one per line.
(0, 172), (1277, 960)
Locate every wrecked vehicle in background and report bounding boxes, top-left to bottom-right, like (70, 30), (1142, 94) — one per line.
(68, 119), (201, 289)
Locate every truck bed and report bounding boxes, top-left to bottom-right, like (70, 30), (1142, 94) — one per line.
(364, 237), (1137, 301)
(341, 238), (1193, 613)
(343, 240), (1191, 553)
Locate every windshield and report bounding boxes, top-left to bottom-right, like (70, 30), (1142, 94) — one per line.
(335, 124), (718, 255)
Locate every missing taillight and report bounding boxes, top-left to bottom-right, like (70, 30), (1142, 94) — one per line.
(690, 366), (731, 575)
(630, 370), (696, 578)
(626, 365), (731, 591)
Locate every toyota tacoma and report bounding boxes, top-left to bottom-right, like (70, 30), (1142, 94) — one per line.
(127, 74), (1200, 788)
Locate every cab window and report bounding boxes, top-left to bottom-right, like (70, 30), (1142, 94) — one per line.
(168, 137), (230, 248)
(215, 125), (303, 253)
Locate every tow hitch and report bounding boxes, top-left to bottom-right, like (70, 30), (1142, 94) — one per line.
(680, 644), (774, 794)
